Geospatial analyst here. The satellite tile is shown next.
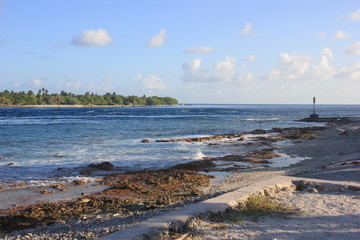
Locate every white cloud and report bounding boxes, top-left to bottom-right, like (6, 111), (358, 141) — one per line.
(240, 23), (255, 36)
(321, 48), (333, 60)
(70, 29), (113, 46)
(311, 55), (337, 80)
(146, 29), (166, 47)
(246, 55), (256, 61)
(315, 31), (326, 38)
(345, 42), (360, 55)
(334, 31), (350, 39)
(267, 53), (313, 80)
(32, 78), (44, 87)
(336, 61), (360, 80)
(181, 57), (253, 85)
(184, 46), (214, 54)
(265, 48), (360, 81)
(134, 73), (166, 90)
(348, 9), (360, 20)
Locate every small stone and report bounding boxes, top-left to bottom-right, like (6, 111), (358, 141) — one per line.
(37, 190), (55, 194)
(7, 162), (15, 166)
(52, 184), (61, 189)
(54, 154), (64, 157)
(308, 187), (318, 193)
(73, 179), (87, 185)
(339, 186), (348, 192)
(141, 139), (151, 143)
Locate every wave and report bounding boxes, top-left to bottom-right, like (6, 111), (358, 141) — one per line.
(244, 118), (280, 121)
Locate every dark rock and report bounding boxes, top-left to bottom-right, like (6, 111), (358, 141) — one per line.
(141, 139), (151, 143)
(7, 163), (15, 166)
(79, 169), (93, 176)
(53, 154), (64, 157)
(309, 113), (319, 119)
(88, 161), (114, 171)
(348, 185), (360, 191)
(251, 129), (267, 134)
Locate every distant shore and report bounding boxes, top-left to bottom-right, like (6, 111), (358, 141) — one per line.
(0, 104), (178, 108)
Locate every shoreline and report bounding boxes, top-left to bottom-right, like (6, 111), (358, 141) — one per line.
(0, 117), (359, 238)
(0, 104), (178, 108)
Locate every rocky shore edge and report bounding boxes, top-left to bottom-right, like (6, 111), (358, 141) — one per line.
(0, 117), (356, 239)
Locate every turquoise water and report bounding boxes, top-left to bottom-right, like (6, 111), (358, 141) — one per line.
(0, 104), (359, 184)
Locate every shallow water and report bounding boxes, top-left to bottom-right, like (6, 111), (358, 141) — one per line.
(0, 104), (359, 184)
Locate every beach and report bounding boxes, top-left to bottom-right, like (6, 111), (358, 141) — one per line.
(0, 116), (359, 239)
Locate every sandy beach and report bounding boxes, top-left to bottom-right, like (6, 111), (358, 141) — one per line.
(0, 117), (359, 239)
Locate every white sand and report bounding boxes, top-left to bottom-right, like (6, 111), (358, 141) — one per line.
(187, 190), (360, 240)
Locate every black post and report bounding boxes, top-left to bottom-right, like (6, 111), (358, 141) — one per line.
(310, 96), (319, 119)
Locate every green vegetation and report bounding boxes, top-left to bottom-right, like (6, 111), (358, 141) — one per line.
(207, 194), (299, 224)
(236, 194), (299, 221)
(0, 89), (178, 106)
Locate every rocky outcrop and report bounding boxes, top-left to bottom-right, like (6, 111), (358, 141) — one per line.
(88, 161), (114, 171)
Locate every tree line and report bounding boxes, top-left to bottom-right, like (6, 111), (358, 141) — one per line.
(0, 89), (178, 106)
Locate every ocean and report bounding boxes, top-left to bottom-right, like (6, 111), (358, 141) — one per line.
(0, 104), (359, 186)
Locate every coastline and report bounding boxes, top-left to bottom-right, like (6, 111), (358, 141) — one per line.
(0, 104), (178, 108)
(0, 117), (359, 239)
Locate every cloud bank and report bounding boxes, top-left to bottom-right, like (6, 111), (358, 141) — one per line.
(266, 48), (359, 81)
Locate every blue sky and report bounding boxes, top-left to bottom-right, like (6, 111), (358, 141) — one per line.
(0, 0), (359, 104)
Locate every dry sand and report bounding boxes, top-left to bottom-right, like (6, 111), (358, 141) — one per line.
(187, 190), (360, 240)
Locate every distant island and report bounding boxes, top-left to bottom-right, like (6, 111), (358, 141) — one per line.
(0, 89), (178, 107)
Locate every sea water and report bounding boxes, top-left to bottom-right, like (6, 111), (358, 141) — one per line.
(0, 104), (359, 185)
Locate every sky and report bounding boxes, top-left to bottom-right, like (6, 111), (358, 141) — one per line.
(0, 0), (359, 104)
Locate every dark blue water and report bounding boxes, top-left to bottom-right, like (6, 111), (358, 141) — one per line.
(0, 104), (359, 184)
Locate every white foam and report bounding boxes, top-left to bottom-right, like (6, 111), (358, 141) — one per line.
(194, 149), (206, 159)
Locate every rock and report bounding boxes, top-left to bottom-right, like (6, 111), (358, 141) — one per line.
(251, 129), (267, 134)
(88, 161), (114, 171)
(73, 179), (87, 185)
(54, 154), (64, 157)
(339, 186), (348, 192)
(141, 139), (151, 143)
(308, 187), (318, 193)
(0, 157), (4, 161)
(79, 169), (93, 176)
(351, 161), (360, 166)
(348, 185), (360, 191)
(37, 190), (55, 194)
(52, 184), (61, 189)
(7, 162), (15, 166)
